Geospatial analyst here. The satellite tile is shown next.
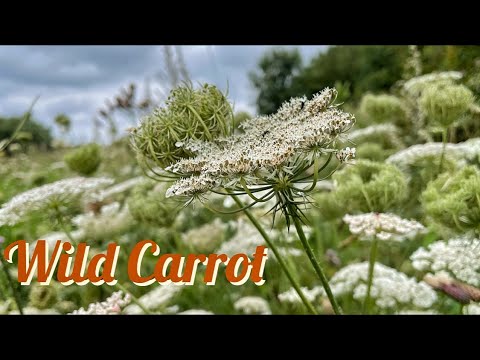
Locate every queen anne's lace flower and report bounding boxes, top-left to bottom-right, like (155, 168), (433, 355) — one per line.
(161, 88), (354, 199)
(178, 309), (214, 315)
(123, 284), (182, 314)
(336, 147), (356, 163)
(234, 296), (271, 314)
(411, 236), (480, 286)
(463, 303), (480, 315)
(69, 291), (131, 315)
(218, 218), (267, 256)
(324, 262), (437, 309)
(87, 176), (145, 202)
(278, 286), (322, 304)
(343, 213), (426, 242)
(0, 177), (114, 226)
(182, 218), (226, 253)
(403, 71), (463, 97)
(72, 202), (134, 241)
(386, 143), (464, 170)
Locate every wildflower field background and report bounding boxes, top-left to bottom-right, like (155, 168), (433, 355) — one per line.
(1, 45), (479, 315)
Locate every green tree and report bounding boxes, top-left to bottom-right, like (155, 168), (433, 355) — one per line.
(249, 48), (302, 114)
(0, 116), (52, 153)
(294, 46), (408, 103)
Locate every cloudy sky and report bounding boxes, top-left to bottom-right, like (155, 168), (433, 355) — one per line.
(0, 46), (326, 143)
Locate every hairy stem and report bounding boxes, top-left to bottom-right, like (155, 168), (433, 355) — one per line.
(288, 206), (342, 315)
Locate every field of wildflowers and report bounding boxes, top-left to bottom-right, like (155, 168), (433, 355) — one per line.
(0, 46), (479, 315)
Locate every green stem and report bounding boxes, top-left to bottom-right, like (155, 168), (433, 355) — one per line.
(364, 237), (378, 314)
(439, 128), (448, 174)
(0, 252), (24, 315)
(229, 193), (318, 315)
(289, 209), (342, 315)
(113, 282), (152, 315)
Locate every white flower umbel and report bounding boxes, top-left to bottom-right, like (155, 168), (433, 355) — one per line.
(348, 124), (404, 149)
(234, 296), (272, 314)
(9, 307), (60, 315)
(278, 286), (322, 304)
(218, 218), (267, 257)
(69, 291), (131, 315)
(324, 262), (437, 309)
(463, 303), (480, 315)
(123, 284), (181, 314)
(343, 213), (426, 242)
(31, 231), (83, 255)
(178, 309), (214, 315)
(72, 202), (134, 241)
(396, 310), (439, 315)
(0, 177), (114, 226)
(386, 142), (464, 171)
(411, 236), (480, 287)
(336, 147), (356, 163)
(403, 71), (463, 97)
(455, 137), (480, 163)
(182, 218), (226, 253)
(164, 88), (354, 200)
(87, 176), (145, 202)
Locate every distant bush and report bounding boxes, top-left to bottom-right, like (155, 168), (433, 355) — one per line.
(64, 143), (102, 175)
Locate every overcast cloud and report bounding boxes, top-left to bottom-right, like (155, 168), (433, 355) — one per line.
(0, 45), (326, 143)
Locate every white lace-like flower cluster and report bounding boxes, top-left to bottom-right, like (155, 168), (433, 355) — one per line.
(163, 88), (354, 198)
(403, 71), (463, 97)
(0, 177), (114, 226)
(410, 236), (480, 286)
(343, 213), (426, 242)
(463, 303), (480, 315)
(386, 142), (464, 170)
(123, 284), (182, 314)
(218, 218), (267, 256)
(348, 124), (404, 149)
(336, 147), (356, 163)
(86, 176), (145, 202)
(31, 231), (84, 256)
(455, 137), (480, 162)
(234, 296), (272, 314)
(396, 310), (438, 315)
(324, 262), (437, 309)
(278, 286), (322, 304)
(182, 218), (226, 253)
(72, 202), (134, 241)
(178, 309), (214, 315)
(69, 291), (131, 315)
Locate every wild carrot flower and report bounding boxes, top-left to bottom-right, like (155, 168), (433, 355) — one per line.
(411, 236), (480, 287)
(278, 286), (322, 304)
(0, 177), (114, 227)
(234, 296), (271, 314)
(123, 284), (181, 314)
(343, 213), (426, 242)
(72, 202), (134, 242)
(324, 262), (437, 309)
(69, 291), (131, 315)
